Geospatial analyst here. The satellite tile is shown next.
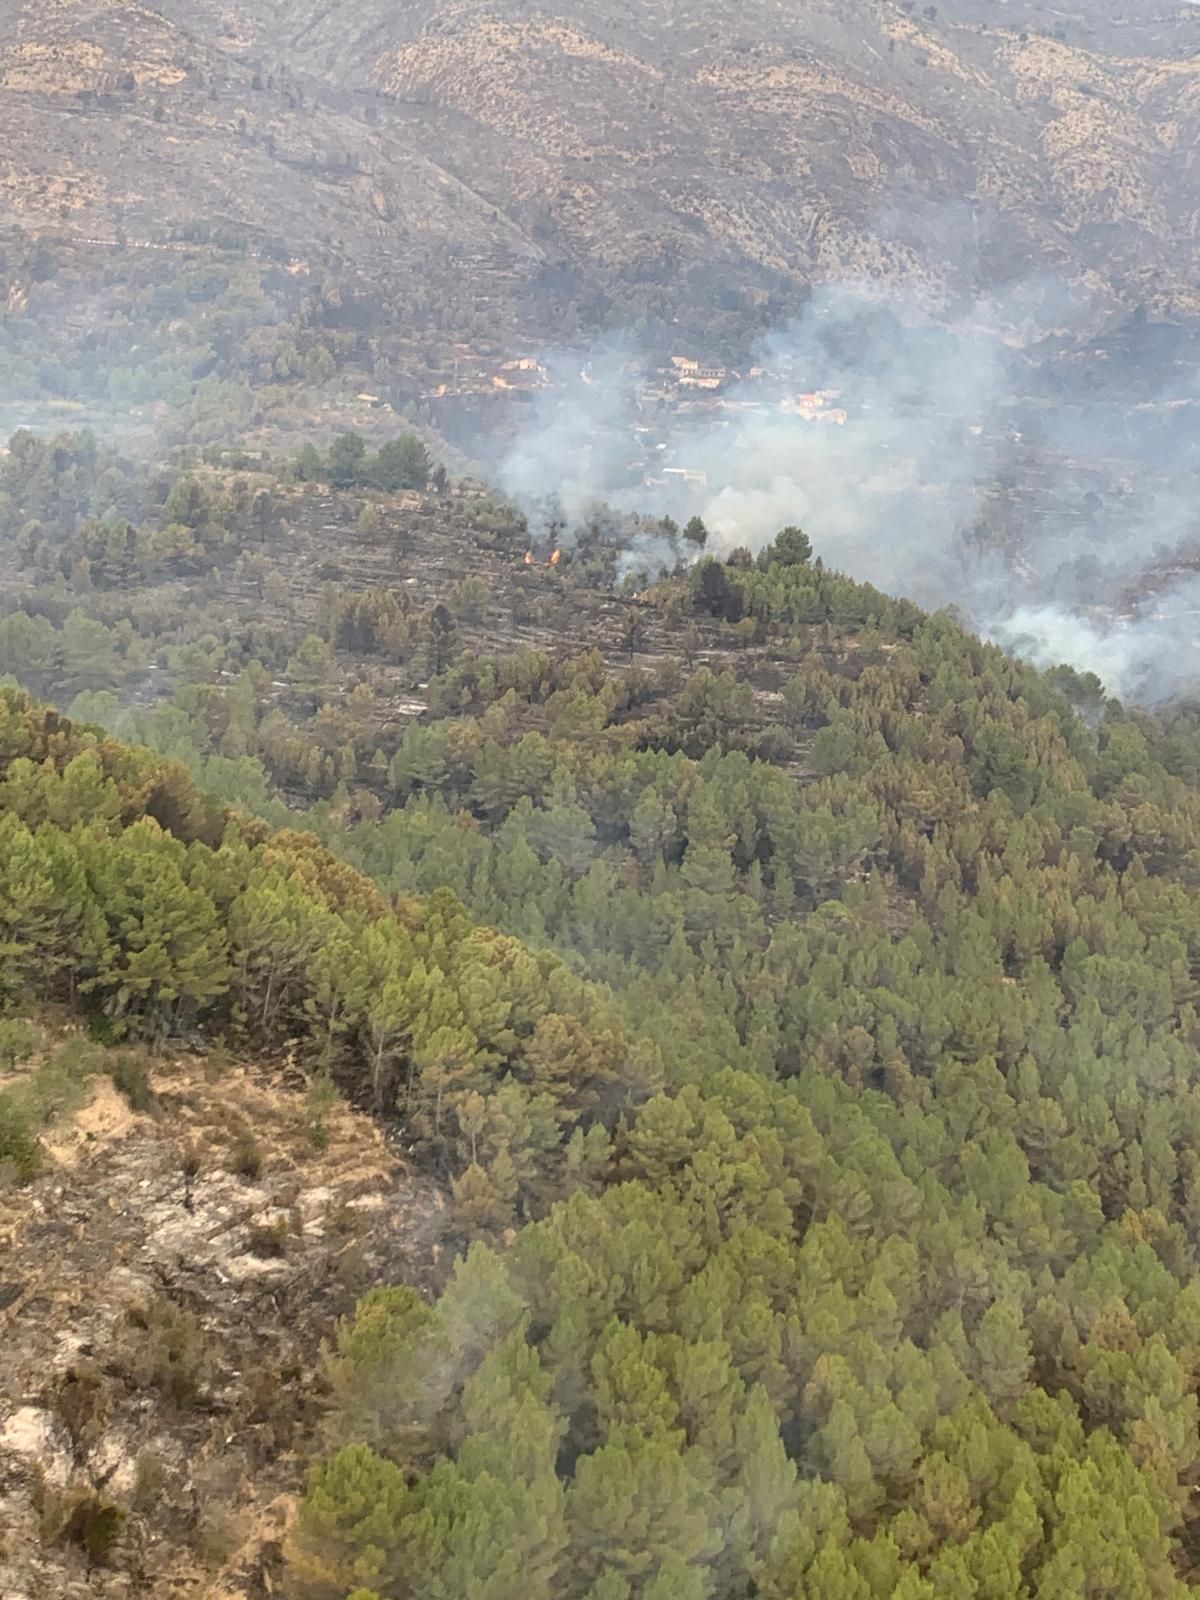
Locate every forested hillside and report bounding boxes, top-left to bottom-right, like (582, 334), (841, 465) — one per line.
(4, 0), (1200, 1588)
(8, 429), (1200, 1595)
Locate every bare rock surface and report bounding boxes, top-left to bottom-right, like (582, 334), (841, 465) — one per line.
(0, 1050), (445, 1598)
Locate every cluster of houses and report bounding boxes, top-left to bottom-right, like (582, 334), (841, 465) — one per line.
(628, 361), (850, 490)
(668, 355), (729, 390)
(420, 347), (851, 483)
(424, 345), (847, 421)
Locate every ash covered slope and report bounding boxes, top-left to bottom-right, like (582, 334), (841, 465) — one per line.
(2, 0), (1198, 347)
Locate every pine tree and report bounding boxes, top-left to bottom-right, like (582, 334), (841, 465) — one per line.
(972, 1301), (1032, 1410)
(584, 1572), (632, 1600)
(630, 789), (678, 868)
(80, 819), (230, 1029)
(287, 1442), (411, 1598)
(359, 920), (418, 1105)
(591, 1319), (680, 1443)
(437, 1242), (525, 1380)
(819, 1400), (883, 1521)
(227, 864), (333, 1035)
(726, 1384), (799, 1571)
(644, 1551), (709, 1600)
(0, 815), (104, 1002)
(327, 1286), (448, 1458)
(451, 1160), (518, 1240)
(567, 1432), (722, 1593)
(917, 1450), (979, 1544)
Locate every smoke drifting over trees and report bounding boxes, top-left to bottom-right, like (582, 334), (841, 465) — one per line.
(498, 282), (1200, 700)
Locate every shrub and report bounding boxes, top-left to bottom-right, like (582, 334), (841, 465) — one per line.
(86, 1012), (119, 1046)
(37, 1483), (126, 1567)
(72, 1497), (126, 1566)
(0, 1018), (37, 1072)
(132, 1451), (168, 1513)
(22, 1042), (101, 1127)
(52, 1362), (109, 1458)
(108, 1052), (156, 1112)
(47, 1037), (107, 1081)
(121, 1298), (212, 1408)
(190, 1458), (244, 1565)
(192, 1503), (241, 1567)
(303, 1070), (338, 1152)
(328, 1202), (363, 1238)
(246, 1215), (289, 1258)
(228, 1127), (264, 1180)
(203, 1037), (232, 1081)
(0, 1091), (41, 1182)
(449, 575), (489, 622)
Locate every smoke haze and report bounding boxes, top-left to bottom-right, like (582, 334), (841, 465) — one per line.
(497, 282), (1200, 701)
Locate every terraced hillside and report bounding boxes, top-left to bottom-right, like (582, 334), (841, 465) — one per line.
(0, 463), (825, 785)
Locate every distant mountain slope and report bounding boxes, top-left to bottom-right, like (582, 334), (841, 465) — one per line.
(365, 0), (1200, 320)
(0, 0), (535, 280)
(0, 0), (1197, 362)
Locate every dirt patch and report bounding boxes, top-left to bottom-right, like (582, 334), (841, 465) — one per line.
(41, 1076), (142, 1169)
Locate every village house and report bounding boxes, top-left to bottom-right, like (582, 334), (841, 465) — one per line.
(669, 355), (730, 389)
(491, 357), (549, 391)
(783, 389), (848, 424)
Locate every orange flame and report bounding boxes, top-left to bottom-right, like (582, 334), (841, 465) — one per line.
(524, 551), (535, 567)
(549, 548), (561, 567)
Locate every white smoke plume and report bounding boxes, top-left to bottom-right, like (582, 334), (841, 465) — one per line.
(497, 341), (645, 548)
(495, 280), (1200, 701)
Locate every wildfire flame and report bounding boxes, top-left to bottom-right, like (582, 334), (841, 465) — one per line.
(524, 551), (535, 567)
(549, 548), (561, 567)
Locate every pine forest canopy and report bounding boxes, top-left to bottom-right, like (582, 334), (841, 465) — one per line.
(8, 445), (1200, 1594)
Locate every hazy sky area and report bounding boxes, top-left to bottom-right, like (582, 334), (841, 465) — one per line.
(500, 282), (1200, 700)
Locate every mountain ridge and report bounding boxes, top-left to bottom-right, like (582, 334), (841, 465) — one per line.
(1, 0), (1197, 364)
